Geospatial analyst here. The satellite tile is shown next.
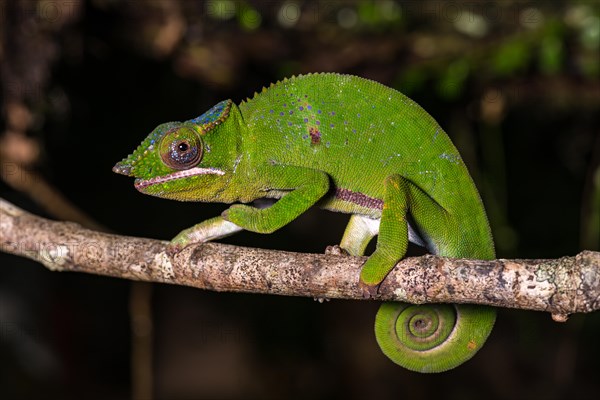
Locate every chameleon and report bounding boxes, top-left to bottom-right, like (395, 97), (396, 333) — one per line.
(113, 73), (496, 373)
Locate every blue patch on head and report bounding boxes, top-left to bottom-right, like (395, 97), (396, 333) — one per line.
(147, 122), (177, 145)
(188, 100), (232, 125)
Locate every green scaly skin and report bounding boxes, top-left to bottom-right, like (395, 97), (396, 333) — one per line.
(113, 73), (496, 373)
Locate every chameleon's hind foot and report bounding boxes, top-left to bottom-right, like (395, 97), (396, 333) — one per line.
(359, 280), (380, 299)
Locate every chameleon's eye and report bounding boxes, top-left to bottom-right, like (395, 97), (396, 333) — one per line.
(159, 127), (203, 170)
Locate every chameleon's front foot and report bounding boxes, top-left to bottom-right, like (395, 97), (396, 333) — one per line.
(167, 228), (197, 255)
(166, 243), (184, 256)
(167, 216), (244, 255)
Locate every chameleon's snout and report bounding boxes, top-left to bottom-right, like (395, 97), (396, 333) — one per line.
(112, 162), (132, 176)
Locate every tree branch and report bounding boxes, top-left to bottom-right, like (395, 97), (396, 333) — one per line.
(1, 198), (598, 320)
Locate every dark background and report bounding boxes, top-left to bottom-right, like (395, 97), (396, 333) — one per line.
(1, 1), (599, 399)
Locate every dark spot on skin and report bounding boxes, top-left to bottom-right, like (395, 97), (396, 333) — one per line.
(335, 188), (383, 209)
(299, 106), (304, 111)
(303, 118), (309, 123)
(280, 112), (285, 116)
(447, 284), (455, 294)
(309, 127), (321, 145)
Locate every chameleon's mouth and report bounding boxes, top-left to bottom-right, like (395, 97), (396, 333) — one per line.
(134, 167), (225, 190)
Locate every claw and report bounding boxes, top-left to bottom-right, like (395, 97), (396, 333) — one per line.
(359, 279), (381, 299)
(166, 242), (184, 256)
(325, 245), (349, 256)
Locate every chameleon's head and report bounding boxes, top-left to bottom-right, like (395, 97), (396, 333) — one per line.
(113, 100), (239, 201)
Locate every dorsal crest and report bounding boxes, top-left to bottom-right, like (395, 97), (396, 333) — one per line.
(187, 99), (233, 134)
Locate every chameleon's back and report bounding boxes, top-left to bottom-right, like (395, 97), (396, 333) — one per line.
(239, 73), (494, 260)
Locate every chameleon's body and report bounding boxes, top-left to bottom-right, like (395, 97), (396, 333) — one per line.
(114, 73), (495, 373)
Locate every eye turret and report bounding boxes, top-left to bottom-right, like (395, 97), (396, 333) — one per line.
(159, 126), (203, 170)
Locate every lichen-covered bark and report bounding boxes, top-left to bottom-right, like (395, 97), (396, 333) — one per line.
(1, 198), (598, 318)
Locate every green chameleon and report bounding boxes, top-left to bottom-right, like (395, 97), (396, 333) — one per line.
(113, 73), (496, 373)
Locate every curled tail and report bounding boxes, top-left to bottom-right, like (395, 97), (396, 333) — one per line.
(374, 303), (496, 373)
